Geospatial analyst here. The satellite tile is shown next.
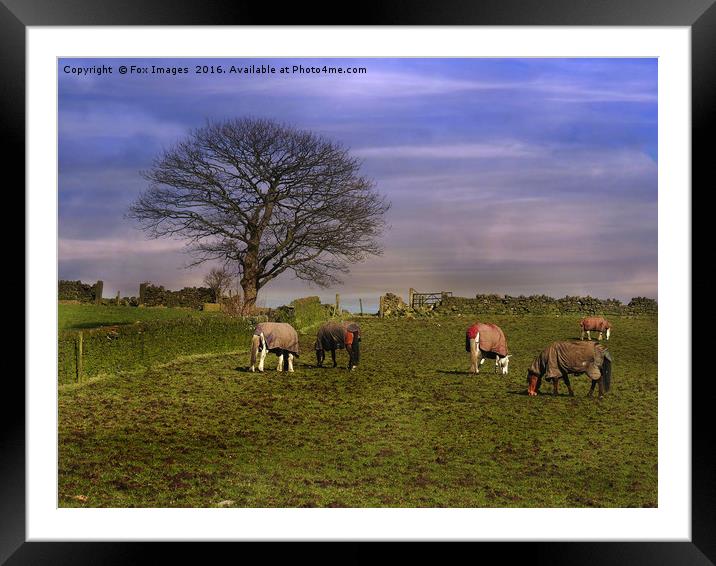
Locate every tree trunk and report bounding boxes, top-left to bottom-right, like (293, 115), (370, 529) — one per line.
(240, 281), (258, 314)
(241, 243), (262, 315)
(240, 266), (262, 316)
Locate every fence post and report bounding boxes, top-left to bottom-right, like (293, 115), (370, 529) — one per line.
(76, 331), (83, 383)
(359, 298), (363, 316)
(94, 280), (104, 305)
(335, 293), (340, 315)
(409, 288), (415, 309)
(379, 295), (385, 318)
(116, 291), (121, 305)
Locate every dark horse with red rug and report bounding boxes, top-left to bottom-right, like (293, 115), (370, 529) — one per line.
(315, 321), (361, 370)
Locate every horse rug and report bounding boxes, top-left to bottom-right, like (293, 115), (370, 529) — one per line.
(580, 316), (611, 332)
(528, 340), (608, 381)
(254, 322), (300, 356)
(465, 323), (480, 352)
(315, 321), (361, 350)
(465, 323), (508, 357)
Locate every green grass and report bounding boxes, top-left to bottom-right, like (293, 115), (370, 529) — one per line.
(59, 303), (222, 331)
(58, 314), (657, 508)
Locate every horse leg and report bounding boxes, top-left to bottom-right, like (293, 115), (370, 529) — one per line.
(331, 349), (337, 368)
(316, 349), (324, 367)
(552, 378), (559, 396)
(250, 335), (257, 372)
(580, 327), (585, 340)
(598, 377), (605, 398)
(276, 353), (284, 372)
(346, 345), (354, 370)
(587, 330), (591, 341)
(563, 374), (574, 397)
(287, 353), (294, 372)
(469, 338), (478, 373)
(598, 331), (603, 340)
(258, 346), (267, 372)
(588, 379), (597, 397)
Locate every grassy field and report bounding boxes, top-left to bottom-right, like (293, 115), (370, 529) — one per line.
(58, 313), (657, 508)
(58, 303), (227, 331)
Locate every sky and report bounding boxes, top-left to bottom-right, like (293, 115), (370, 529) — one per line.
(58, 58), (657, 311)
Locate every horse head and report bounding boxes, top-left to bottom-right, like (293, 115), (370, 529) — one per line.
(527, 370), (540, 396)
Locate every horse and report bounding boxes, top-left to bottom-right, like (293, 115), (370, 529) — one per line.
(465, 322), (511, 375)
(315, 321), (361, 370)
(580, 316), (612, 341)
(249, 322), (300, 372)
(526, 340), (612, 397)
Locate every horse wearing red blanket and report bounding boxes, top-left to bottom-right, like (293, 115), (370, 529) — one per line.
(465, 322), (511, 375)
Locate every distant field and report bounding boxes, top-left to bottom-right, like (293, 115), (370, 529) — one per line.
(58, 303), (223, 331)
(58, 313), (657, 508)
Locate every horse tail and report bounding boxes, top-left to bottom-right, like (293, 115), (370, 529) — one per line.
(601, 349), (612, 392)
(470, 333), (480, 370)
(250, 334), (260, 366)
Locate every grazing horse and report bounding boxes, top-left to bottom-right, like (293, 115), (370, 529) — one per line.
(249, 322), (300, 372)
(580, 316), (612, 341)
(315, 321), (361, 370)
(527, 340), (612, 397)
(465, 322), (511, 374)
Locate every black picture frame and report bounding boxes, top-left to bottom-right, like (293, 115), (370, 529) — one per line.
(6, 1), (709, 563)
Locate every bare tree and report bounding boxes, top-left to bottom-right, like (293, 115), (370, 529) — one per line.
(203, 267), (234, 303)
(128, 118), (390, 312)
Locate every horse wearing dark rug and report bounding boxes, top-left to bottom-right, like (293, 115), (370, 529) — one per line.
(250, 322), (300, 372)
(315, 321), (361, 370)
(465, 322), (511, 374)
(580, 316), (612, 341)
(527, 340), (612, 397)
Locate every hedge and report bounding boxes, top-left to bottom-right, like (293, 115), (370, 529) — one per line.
(58, 316), (255, 385)
(268, 296), (336, 331)
(291, 296), (336, 331)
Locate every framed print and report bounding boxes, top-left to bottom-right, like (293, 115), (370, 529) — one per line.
(7, 0), (710, 563)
